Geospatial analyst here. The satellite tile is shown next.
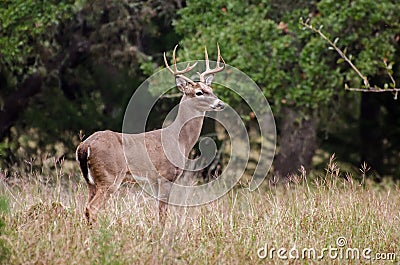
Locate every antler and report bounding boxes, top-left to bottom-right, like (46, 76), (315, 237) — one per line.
(198, 43), (225, 83)
(164, 45), (198, 85)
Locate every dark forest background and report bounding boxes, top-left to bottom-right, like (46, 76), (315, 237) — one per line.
(1, 0), (399, 180)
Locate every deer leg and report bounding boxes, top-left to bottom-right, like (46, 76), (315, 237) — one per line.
(85, 174), (125, 224)
(87, 184), (96, 202)
(85, 184), (97, 222)
(157, 179), (172, 225)
(85, 186), (110, 224)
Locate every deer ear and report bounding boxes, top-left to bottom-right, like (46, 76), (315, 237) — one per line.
(205, 75), (214, 86)
(175, 76), (188, 92)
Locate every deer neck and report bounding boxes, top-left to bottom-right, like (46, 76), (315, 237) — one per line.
(167, 96), (204, 156)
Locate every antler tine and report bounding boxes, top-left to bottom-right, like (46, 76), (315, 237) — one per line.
(163, 51), (174, 74)
(204, 45), (210, 71)
(199, 43), (226, 83)
(172, 45), (178, 72)
(217, 43), (225, 67)
(164, 45), (198, 85)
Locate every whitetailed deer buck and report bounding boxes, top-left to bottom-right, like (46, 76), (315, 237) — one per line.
(76, 45), (226, 224)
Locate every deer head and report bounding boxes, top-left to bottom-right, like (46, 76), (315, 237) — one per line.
(163, 44), (226, 111)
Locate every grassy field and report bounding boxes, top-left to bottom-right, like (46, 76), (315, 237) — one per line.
(0, 158), (399, 264)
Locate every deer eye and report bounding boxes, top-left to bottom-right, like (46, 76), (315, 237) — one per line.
(195, 90), (204, 96)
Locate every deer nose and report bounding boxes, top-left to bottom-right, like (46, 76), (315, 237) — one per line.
(216, 101), (225, 110)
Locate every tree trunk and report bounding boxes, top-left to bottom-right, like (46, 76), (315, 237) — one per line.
(359, 92), (383, 178)
(274, 107), (317, 181)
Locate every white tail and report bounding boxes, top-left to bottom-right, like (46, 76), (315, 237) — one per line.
(76, 45), (226, 224)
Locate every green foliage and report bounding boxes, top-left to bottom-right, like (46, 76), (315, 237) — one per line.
(1, 0), (399, 176)
(173, 0), (400, 175)
(311, 0), (400, 84)
(0, 0), (75, 78)
(175, 0), (399, 113)
(175, 0), (334, 112)
(0, 0), (181, 164)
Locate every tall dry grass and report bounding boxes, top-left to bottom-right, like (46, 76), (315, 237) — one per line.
(0, 157), (399, 264)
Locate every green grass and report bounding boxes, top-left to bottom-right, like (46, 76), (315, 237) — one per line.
(0, 159), (399, 264)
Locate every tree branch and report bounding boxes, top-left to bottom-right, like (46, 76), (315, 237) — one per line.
(300, 18), (399, 99)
